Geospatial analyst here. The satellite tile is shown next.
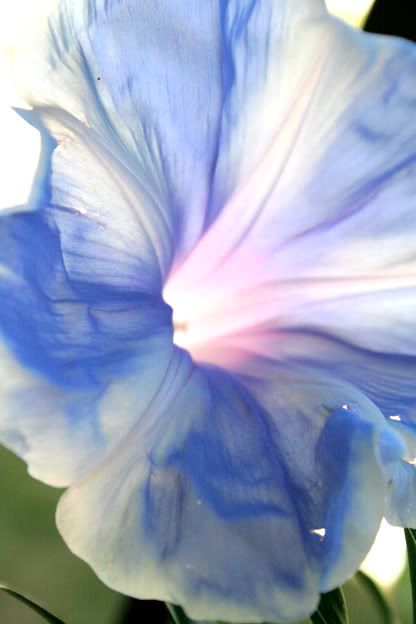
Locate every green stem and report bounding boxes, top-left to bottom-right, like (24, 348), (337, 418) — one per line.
(0, 584), (65, 624)
(166, 603), (195, 624)
(405, 529), (416, 624)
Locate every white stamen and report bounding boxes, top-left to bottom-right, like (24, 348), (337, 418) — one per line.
(311, 528), (326, 538)
(73, 206), (88, 215)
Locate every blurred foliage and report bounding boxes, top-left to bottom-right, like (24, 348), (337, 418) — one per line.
(311, 588), (348, 624)
(0, 585), (65, 623)
(364, 0), (416, 42)
(0, 446), (124, 624)
(404, 530), (416, 624)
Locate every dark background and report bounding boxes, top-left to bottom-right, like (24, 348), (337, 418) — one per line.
(364, 0), (416, 42)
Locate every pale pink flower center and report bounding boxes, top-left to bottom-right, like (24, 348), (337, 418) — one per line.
(163, 245), (274, 369)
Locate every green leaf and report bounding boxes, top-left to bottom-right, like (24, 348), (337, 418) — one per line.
(354, 570), (399, 624)
(405, 528), (416, 624)
(311, 587), (348, 624)
(0, 584), (66, 623)
(167, 603), (194, 624)
(167, 606), (282, 624)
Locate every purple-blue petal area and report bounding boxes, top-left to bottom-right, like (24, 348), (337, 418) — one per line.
(386, 460), (416, 526)
(315, 407), (403, 590)
(151, 366), (289, 521)
(0, 207), (175, 486)
(272, 329), (416, 425)
(16, 0), (226, 264)
(238, 357), (404, 591)
(56, 360), (401, 623)
(14, 105), (170, 295)
(57, 361), (319, 623)
(265, 328), (416, 527)
(0, 210), (172, 388)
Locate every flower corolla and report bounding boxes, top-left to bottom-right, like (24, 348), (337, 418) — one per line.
(1, 1), (416, 622)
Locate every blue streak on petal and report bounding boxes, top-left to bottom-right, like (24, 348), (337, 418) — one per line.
(0, 210), (171, 388)
(55, 358), (403, 623)
(274, 328), (416, 425)
(57, 359), (320, 624)
(386, 461), (416, 526)
(316, 406), (403, 590)
(150, 366), (287, 520)
(238, 356), (404, 591)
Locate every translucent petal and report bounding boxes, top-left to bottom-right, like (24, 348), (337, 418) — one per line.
(57, 361), (402, 622)
(167, 6), (416, 359)
(12, 0), (226, 265)
(382, 419), (416, 526)
(2, 0), (415, 614)
(0, 211), (173, 485)
(162, 5), (416, 532)
(247, 330), (416, 423)
(234, 330), (416, 527)
(16, 107), (171, 292)
(386, 461), (416, 526)
(238, 358), (404, 590)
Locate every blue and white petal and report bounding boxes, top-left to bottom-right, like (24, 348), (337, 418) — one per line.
(0, 210), (174, 485)
(386, 462), (416, 526)
(164, 2), (416, 528)
(13, 0), (226, 264)
(169, 2), (416, 341)
(1, 0), (415, 620)
(238, 358), (404, 591)
(56, 359), (403, 623)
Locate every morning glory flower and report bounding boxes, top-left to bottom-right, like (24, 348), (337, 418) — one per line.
(1, 0), (416, 622)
